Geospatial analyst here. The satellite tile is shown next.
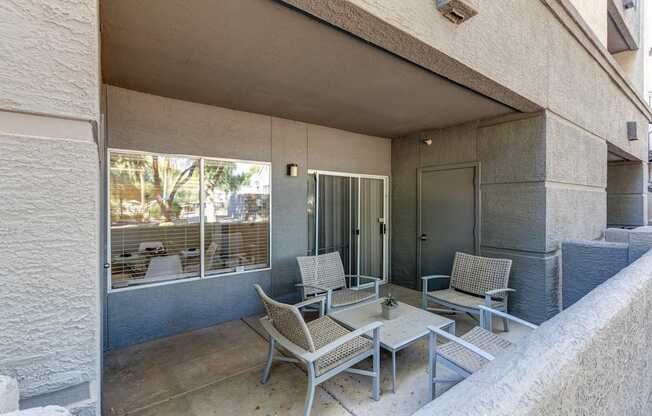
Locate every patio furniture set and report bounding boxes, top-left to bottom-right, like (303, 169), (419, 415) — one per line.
(255, 251), (538, 416)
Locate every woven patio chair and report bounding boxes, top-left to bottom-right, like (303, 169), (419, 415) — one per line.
(254, 284), (382, 416)
(427, 305), (538, 399)
(422, 252), (514, 331)
(296, 252), (380, 314)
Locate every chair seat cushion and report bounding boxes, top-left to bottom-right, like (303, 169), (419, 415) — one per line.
(331, 288), (376, 307)
(426, 288), (504, 310)
(307, 316), (373, 375)
(438, 327), (512, 374)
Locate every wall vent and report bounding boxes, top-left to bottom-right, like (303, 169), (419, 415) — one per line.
(436, 0), (478, 24)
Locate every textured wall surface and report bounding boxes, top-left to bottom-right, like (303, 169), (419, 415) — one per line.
(0, 0), (99, 119)
(0, 116), (99, 413)
(392, 111), (608, 323)
(561, 240), (629, 308)
(607, 162), (647, 226)
(105, 86), (391, 349)
(0, 376), (19, 413)
(415, 249), (652, 416)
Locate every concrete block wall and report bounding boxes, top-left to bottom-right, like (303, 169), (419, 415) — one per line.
(392, 110), (607, 323)
(415, 248), (652, 416)
(561, 240), (629, 309)
(0, 0), (100, 414)
(607, 162), (648, 227)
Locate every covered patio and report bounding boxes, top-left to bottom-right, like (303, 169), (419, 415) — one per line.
(103, 284), (531, 416)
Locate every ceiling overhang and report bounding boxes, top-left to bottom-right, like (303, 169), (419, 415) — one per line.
(101, 0), (513, 138)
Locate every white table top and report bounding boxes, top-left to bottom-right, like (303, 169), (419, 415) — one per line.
(329, 298), (454, 351)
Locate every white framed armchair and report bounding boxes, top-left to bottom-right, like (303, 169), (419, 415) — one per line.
(422, 252), (514, 331)
(296, 251), (380, 314)
(254, 284), (382, 416)
(427, 305), (538, 399)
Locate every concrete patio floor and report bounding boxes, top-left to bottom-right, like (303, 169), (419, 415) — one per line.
(103, 284), (531, 416)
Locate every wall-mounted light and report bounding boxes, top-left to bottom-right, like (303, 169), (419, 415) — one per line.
(287, 163), (299, 177)
(436, 0), (478, 24)
(623, 0), (636, 10)
(422, 138), (433, 146)
(627, 121), (638, 141)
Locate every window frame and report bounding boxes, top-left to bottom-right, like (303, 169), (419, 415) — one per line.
(106, 148), (272, 293)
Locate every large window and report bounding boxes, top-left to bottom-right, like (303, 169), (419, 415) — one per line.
(109, 150), (270, 289)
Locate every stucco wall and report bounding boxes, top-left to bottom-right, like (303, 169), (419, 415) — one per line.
(607, 162), (648, 226)
(392, 111), (606, 323)
(569, 0), (608, 46)
(285, 0), (650, 163)
(414, 248), (652, 416)
(0, 0), (99, 119)
(0, 1), (100, 414)
(105, 86), (391, 349)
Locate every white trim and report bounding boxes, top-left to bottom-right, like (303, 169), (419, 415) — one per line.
(307, 169), (387, 180)
(109, 147), (272, 167)
(108, 267), (272, 293)
(106, 148), (272, 293)
(199, 158), (206, 278)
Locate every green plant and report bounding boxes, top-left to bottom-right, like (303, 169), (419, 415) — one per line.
(382, 294), (398, 308)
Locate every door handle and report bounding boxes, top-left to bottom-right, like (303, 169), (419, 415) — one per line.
(420, 234), (428, 241)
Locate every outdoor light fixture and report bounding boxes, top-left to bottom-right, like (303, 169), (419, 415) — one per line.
(623, 0), (636, 10)
(423, 138), (433, 146)
(287, 163), (298, 177)
(627, 121), (638, 141)
(436, 0), (478, 24)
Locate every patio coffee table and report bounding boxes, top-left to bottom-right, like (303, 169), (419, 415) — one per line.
(329, 297), (454, 393)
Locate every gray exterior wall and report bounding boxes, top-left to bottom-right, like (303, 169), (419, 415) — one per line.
(284, 0), (650, 162)
(392, 111), (607, 323)
(414, 248), (652, 416)
(607, 161), (648, 226)
(104, 86), (391, 349)
(0, 0), (101, 414)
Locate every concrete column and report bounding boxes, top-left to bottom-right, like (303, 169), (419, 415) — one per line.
(607, 161), (648, 227)
(0, 0), (100, 414)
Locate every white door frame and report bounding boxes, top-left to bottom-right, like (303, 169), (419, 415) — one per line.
(308, 169), (389, 284)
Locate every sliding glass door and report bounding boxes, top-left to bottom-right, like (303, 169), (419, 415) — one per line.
(307, 171), (388, 283)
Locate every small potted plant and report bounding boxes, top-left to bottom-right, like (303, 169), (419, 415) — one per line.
(381, 294), (399, 320)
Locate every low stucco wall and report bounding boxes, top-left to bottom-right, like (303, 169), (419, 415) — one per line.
(415, 249), (652, 416)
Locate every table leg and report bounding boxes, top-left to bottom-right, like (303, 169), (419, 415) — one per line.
(391, 350), (397, 393)
(447, 321), (456, 336)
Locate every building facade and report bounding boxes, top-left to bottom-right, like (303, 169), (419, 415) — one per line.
(0, 0), (649, 414)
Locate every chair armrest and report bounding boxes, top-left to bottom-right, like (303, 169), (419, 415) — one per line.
(485, 288), (515, 297)
(347, 274), (382, 282)
(296, 283), (331, 294)
(428, 326), (495, 361)
(484, 288), (515, 303)
(477, 305), (538, 330)
(421, 274), (450, 281)
(295, 296), (325, 316)
(306, 321), (383, 362)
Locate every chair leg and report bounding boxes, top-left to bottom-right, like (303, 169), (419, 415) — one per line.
(372, 327), (380, 401)
(428, 331), (435, 400)
(304, 364), (316, 416)
(261, 338), (275, 384)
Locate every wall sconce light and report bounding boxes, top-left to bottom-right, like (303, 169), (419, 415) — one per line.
(287, 163), (299, 177)
(436, 0), (478, 24)
(422, 138), (433, 146)
(627, 121), (638, 141)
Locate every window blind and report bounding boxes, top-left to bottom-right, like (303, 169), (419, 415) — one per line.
(109, 151), (270, 289)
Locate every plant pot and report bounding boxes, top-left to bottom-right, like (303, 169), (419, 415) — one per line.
(381, 304), (399, 320)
